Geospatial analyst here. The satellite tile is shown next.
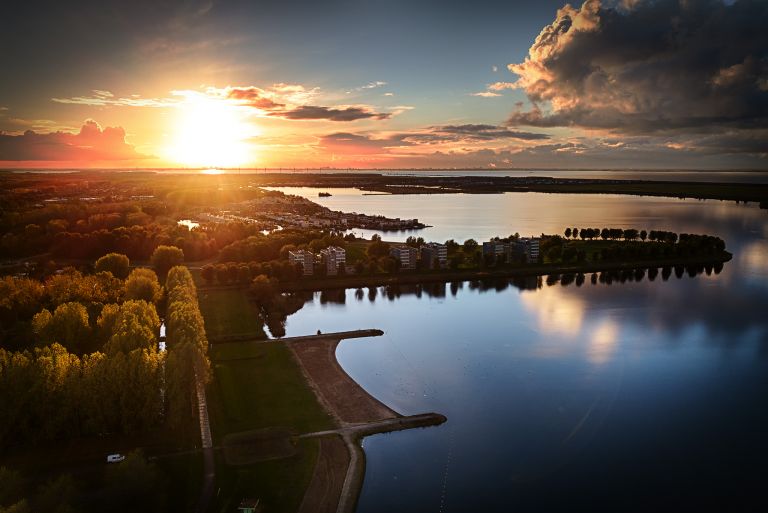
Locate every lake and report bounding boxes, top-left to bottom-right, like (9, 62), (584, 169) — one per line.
(277, 189), (768, 512)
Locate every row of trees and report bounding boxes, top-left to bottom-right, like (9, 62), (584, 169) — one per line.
(164, 266), (209, 431)
(201, 259), (304, 285)
(563, 227), (683, 243)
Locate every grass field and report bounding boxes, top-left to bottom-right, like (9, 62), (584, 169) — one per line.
(197, 288), (266, 340)
(206, 341), (335, 513)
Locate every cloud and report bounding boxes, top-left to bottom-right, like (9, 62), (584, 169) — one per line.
(52, 90), (179, 107)
(402, 124), (550, 144)
(221, 84), (392, 121)
(316, 124), (550, 157)
(52, 83), (395, 122)
(488, 82), (516, 91)
(505, 0), (768, 134)
(471, 91), (502, 98)
(319, 132), (396, 154)
(0, 119), (147, 161)
(275, 105), (392, 121)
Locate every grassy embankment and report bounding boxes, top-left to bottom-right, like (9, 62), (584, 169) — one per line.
(198, 288), (335, 513)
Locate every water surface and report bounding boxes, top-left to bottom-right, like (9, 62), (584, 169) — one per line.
(281, 190), (768, 512)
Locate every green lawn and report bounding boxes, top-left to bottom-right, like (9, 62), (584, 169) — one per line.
(207, 341), (334, 437)
(206, 341), (335, 513)
(197, 288), (266, 340)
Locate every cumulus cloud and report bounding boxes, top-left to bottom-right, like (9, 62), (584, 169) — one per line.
(0, 119), (146, 161)
(506, 0), (768, 134)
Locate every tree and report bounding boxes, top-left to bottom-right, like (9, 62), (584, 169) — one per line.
(125, 268), (162, 304)
(95, 253), (130, 279)
(250, 275), (277, 305)
(463, 239), (478, 252)
(150, 245), (184, 279)
(200, 264), (215, 284)
(367, 240), (390, 259)
(623, 228), (639, 241)
(640, 229), (648, 241)
(49, 302), (91, 353)
(31, 309), (54, 345)
(104, 301), (160, 355)
(572, 228), (579, 239)
(564, 228), (571, 238)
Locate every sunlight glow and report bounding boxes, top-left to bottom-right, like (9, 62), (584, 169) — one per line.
(165, 95), (256, 168)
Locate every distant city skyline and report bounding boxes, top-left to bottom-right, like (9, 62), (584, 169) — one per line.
(1, 0), (766, 169)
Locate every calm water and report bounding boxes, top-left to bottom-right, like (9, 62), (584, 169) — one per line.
(280, 190), (768, 512)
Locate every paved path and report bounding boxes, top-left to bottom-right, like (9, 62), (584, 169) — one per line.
(194, 367), (215, 513)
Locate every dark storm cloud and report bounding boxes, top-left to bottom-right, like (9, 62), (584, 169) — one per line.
(0, 120), (146, 161)
(507, 0), (768, 133)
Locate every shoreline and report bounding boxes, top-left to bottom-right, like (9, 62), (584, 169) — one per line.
(285, 331), (446, 513)
(276, 252), (732, 293)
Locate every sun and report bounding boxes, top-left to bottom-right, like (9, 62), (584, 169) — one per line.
(165, 95), (256, 168)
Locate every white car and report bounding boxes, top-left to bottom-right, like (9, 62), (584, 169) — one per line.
(106, 453), (125, 463)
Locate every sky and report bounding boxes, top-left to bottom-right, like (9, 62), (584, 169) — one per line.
(0, 0), (766, 170)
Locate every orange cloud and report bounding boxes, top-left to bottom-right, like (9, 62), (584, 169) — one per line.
(0, 120), (147, 161)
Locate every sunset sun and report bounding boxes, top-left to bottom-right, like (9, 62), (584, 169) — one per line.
(165, 96), (255, 168)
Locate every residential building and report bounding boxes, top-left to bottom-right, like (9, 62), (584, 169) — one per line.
(483, 237), (540, 264)
(520, 237), (540, 263)
(320, 246), (346, 275)
(420, 242), (448, 269)
(288, 249), (315, 275)
(390, 245), (419, 270)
